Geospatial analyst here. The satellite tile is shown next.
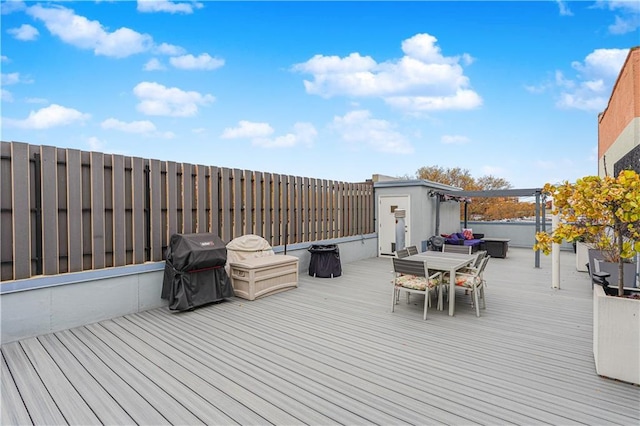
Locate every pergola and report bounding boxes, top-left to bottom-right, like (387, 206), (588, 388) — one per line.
(431, 188), (546, 267)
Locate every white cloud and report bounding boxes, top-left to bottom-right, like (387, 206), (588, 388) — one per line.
(441, 135), (470, 145)
(133, 81), (215, 117)
(221, 121), (274, 139)
(385, 89), (482, 111)
(1, 55), (9, 62)
(170, 53), (225, 70)
(101, 118), (156, 134)
(154, 42), (185, 56)
(3, 104), (90, 129)
(1, 1), (25, 15)
(252, 122), (317, 148)
(293, 33), (482, 112)
(192, 127), (206, 134)
(571, 48), (630, 80)
(137, 0), (203, 14)
(2, 89), (14, 102)
(556, 0), (573, 16)
(87, 136), (105, 151)
(556, 48), (629, 111)
(27, 4), (153, 58)
(144, 58), (166, 71)
(596, 0), (640, 35)
(331, 110), (413, 154)
(221, 120), (316, 148)
(7, 24), (39, 41)
(1, 72), (21, 85)
(101, 117), (175, 139)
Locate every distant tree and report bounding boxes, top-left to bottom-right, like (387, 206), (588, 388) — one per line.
(416, 166), (478, 190)
(413, 165), (535, 220)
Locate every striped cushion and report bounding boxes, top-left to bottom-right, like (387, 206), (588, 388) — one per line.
(396, 274), (439, 290)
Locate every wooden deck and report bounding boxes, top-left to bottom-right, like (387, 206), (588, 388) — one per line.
(2, 248), (639, 425)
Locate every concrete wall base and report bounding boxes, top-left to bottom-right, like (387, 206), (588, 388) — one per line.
(1, 234), (377, 344)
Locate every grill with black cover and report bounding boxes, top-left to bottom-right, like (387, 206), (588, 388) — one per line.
(161, 233), (234, 311)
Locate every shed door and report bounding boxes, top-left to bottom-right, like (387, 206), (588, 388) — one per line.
(379, 195), (410, 256)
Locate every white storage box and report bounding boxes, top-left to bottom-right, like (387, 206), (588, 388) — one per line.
(229, 255), (298, 300)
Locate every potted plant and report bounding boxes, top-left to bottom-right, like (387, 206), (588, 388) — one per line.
(534, 170), (640, 385)
(534, 170), (640, 295)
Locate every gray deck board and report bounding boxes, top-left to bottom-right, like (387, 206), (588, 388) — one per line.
(18, 338), (101, 425)
(54, 329), (170, 425)
(2, 248), (639, 425)
(2, 341), (67, 425)
(37, 333), (135, 425)
(1, 352), (31, 425)
(108, 315), (343, 425)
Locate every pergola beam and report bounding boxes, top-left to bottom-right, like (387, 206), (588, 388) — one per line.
(432, 188), (544, 267)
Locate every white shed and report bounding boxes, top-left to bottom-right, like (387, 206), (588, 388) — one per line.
(374, 179), (463, 256)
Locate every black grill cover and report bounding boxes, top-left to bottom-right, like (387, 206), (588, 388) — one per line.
(161, 233), (234, 311)
(308, 244), (342, 278)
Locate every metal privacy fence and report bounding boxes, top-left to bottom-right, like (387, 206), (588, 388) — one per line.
(0, 141), (374, 282)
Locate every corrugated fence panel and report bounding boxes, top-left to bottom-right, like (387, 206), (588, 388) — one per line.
(66, 149), (83, 273)
(336, 181), (344, 238)
(254, 171), (263, 238)
(40, 145), (59, 275)
(11, 143), (30, 279)
(193, 164), (204, 233)
(90, 152), (105, 270)
(182, 163), (193, 234)
(232, 169), (242, 240)
(295, 176), (303, 243)
(220, 167), (232, 243)
(150, 159), (163, 261)
(243, 170), (252, 236)
(55, 149), (68, 273)
(103, 155), (114, 268)
(0, 141), (374, 281)
(209, 166), (219, 236)
(272, 173), (281, 247)
(0, 143), (12, 280)
(112, 155), (126, 267)
(165, 161), (178, 244)
(131, 157), (145, 264)
(309, 178), (317, 242)
(301, 177), (309, 242)
(263, 172), (272, 244)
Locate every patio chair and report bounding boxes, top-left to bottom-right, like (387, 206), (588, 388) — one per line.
(444, 255), (489, 317)
(442, 244), (472, 255)
(460, 250), (488, 273)
(391, 257), (443, 320)
(396, 248), (410, 258)
(407, 245), (419, 256)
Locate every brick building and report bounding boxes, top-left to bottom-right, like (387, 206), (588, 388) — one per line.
(598, 46), (640, 177)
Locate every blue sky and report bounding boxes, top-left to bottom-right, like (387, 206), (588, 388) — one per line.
(1, 1), (639, 189)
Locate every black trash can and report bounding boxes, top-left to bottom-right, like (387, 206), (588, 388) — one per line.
(161, 233), (234, 311)
(308, 244), (342, 278)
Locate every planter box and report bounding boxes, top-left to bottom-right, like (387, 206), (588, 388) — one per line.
(229, 255), (298, 301)
(575, 241), (591, 272)
(593, 286), (640, 385)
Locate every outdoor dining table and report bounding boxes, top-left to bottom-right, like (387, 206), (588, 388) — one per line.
(406, 251), (476, 316)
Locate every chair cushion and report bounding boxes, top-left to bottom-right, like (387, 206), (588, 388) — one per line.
(396, 274), (439, 290)
(444, 274), (482, 287)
